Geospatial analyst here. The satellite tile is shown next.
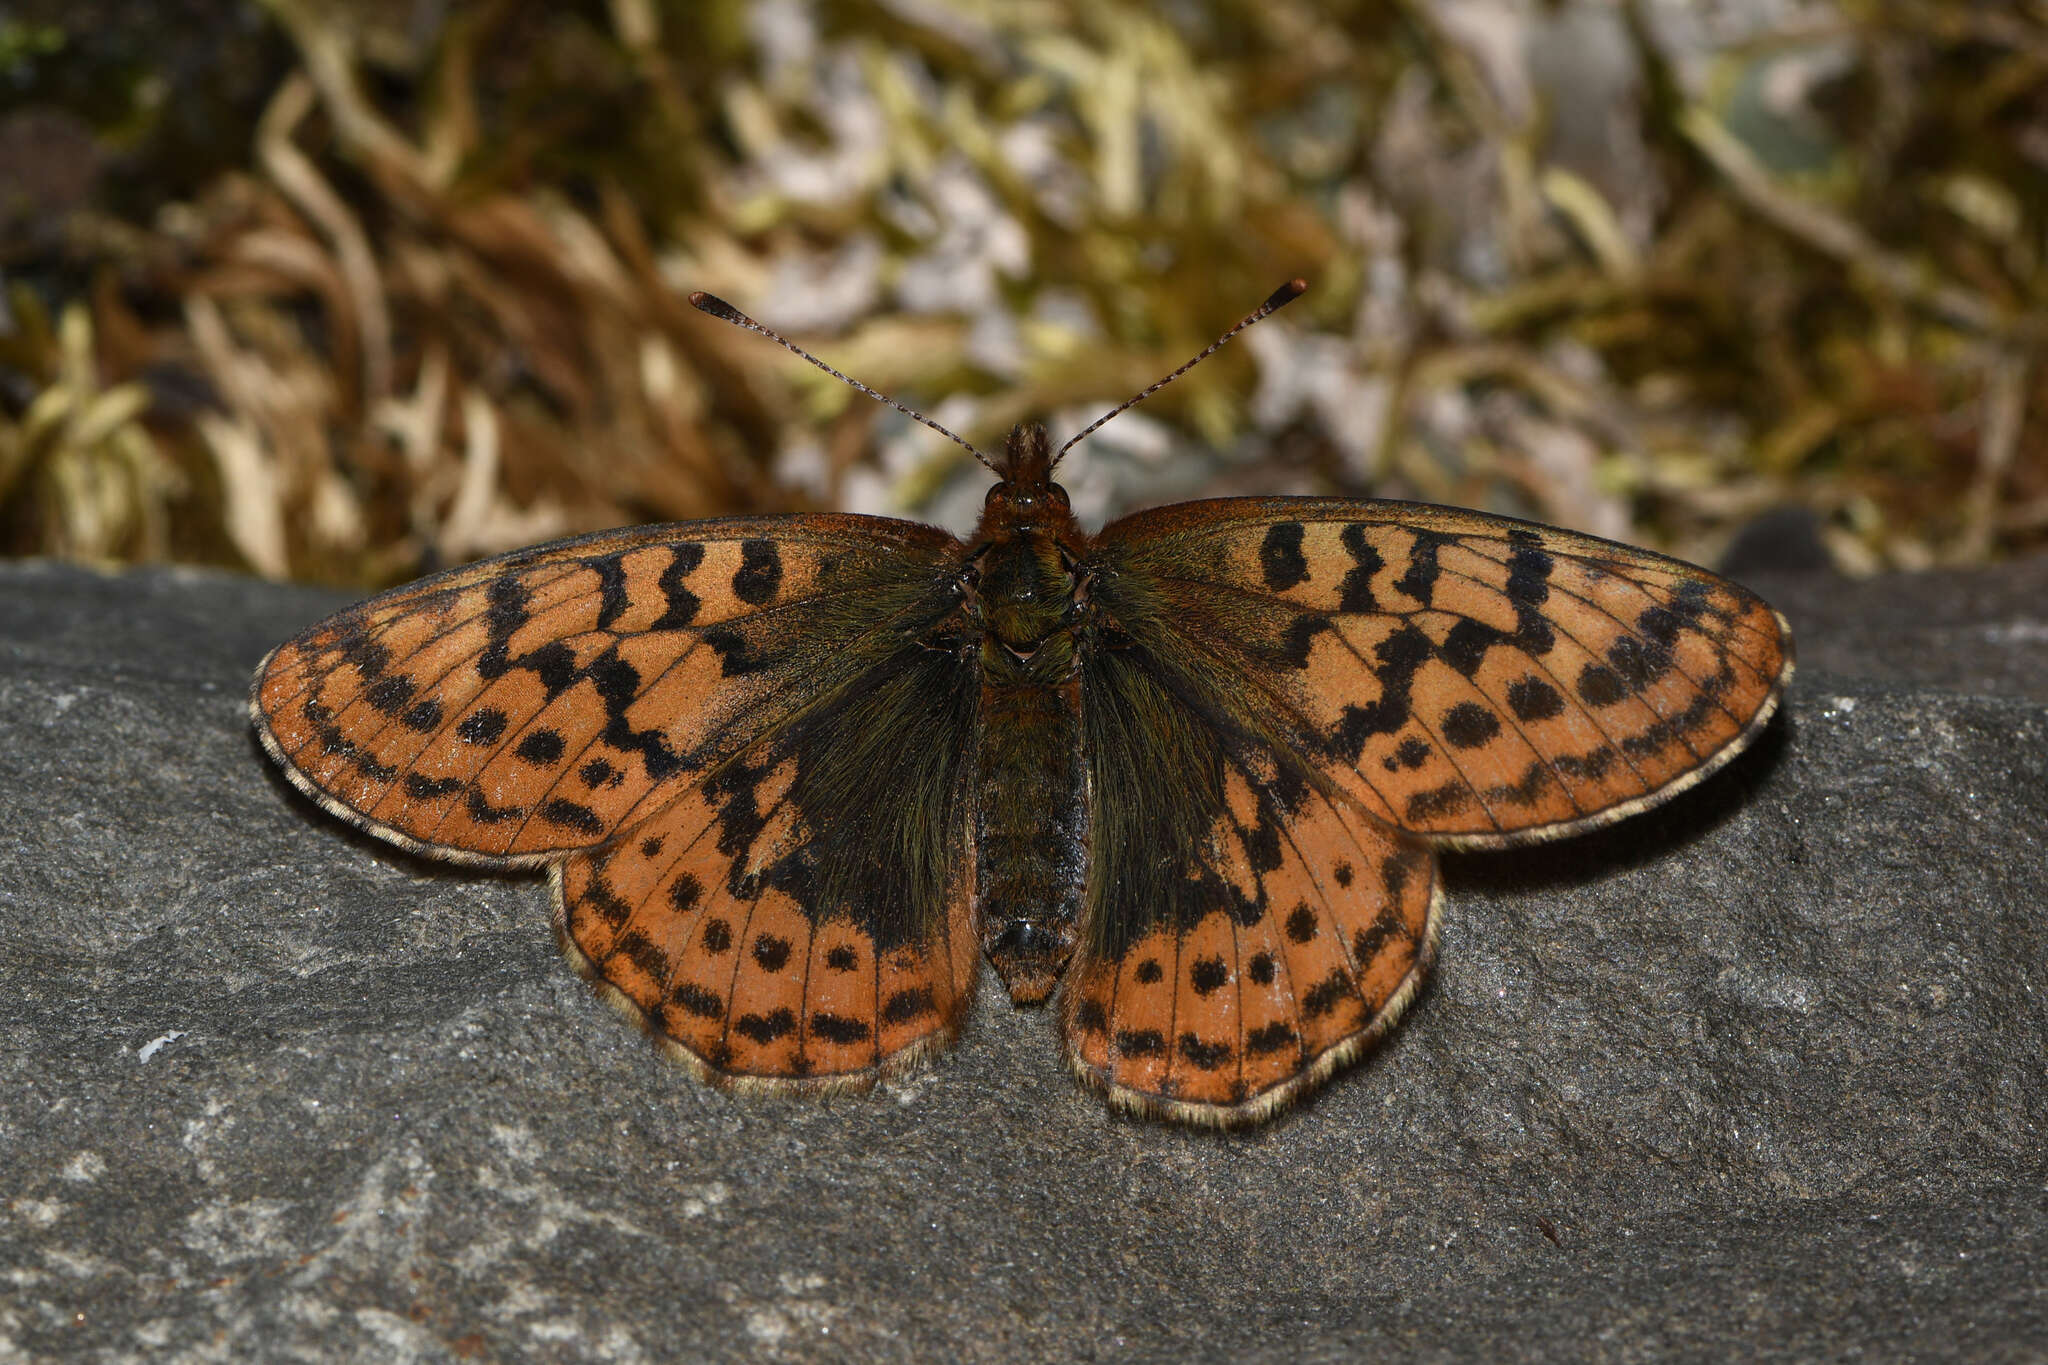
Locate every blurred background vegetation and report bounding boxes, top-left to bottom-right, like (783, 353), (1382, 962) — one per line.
(1, 0), (2043, 589)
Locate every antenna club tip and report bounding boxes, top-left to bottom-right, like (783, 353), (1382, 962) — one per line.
(1265, 278), (1309, 311)
(690, 291), (743, 322)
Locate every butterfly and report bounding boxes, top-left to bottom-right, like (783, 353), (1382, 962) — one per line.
(251, 281), (1793, 1127)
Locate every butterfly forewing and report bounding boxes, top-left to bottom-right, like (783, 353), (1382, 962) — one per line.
(1093, 497), (1792, 849)
(254, 516), (963, 865)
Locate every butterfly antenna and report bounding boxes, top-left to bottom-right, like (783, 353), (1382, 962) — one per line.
(689, 292), (1000, 474)
(1052, 278), (1307, 469)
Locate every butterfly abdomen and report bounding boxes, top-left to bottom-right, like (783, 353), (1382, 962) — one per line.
(973, 671), (1089, 1005)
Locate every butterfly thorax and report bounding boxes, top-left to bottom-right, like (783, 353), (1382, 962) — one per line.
(966, 423), (1089, 670)
(962, 422), (1094, 1003)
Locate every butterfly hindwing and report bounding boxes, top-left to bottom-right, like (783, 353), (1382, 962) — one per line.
(1092, 497), (1792, 848)
(252, 516), (962, 865)
(556, 626), (982, 1087)
(1062, 641), (1440, 1123)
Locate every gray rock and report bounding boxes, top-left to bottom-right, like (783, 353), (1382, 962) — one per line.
(2, 556), (2043, 1362)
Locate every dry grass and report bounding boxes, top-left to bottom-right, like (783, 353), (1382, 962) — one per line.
(1, 0), (2043, 587)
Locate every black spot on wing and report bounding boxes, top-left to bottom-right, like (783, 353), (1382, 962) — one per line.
(1507, 675), (1565, 722)
(1440, 619), (1510, 679)
(476, 638), (578, 700)
(1337, 524), (1383, 612)
(811, 1013), (871, 1044)
(733, 540), (783, 605)
(734, 1008), (796, 1043)
(467, 574), (585, 700)
(1607, 633), (1672, 691)
(1440, 701), (1501, 749)
(1505, 545), (1553, 605)
(539, 798), (603, 834)
(332, 619), (392, 680)
(1486, 761), (1553, 808)
(1276, 614), (1332, 670)
(1405, 780), (1471, 822)
(483, 575), (530, 635)
(1351, 907), (1413, 966)
(700, 917), (731, 952)
(1637, 604), (1682, 644)
(312, 721), (394, 782)
(1259, 522), (1310, 591)
(613, 930), (670, 984)
(671, 983), (724, 1019)
(1555, 747), (1617, 780)
(1394, 530), (1447, 605)
(585, 552), (630, 630)
(1242, 816), (1284, 877)
(1178, 1034), (1233, 1069)
(651, 544), (704, 629)
(514, 729), (565, 765)
(881, 987), (936, 1025)
(1190, 957), (1229, 995)
(403, 773), (463, 799)
(364, 674), (415, 716)
(1246, 1021), (1299, 1057)
(752, 935), (793, 972)
(458, 707), (508, 745)
(1387, 737), (1432, 771)
(1115, 1029), (1166, 1058)
(580, 871), (631, 926)
(1437, 547), (1555, 677)
(703, 626), (775, 677)
(1301, 970), (1357, 1019)
(1577, 663), (1627, 707)
(1262, 758), (1310, 816)
(465, 786), (524, 824)
(399, 698), (442, 733)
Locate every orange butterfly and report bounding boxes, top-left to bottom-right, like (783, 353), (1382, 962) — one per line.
(252, 281), (1792, 1126)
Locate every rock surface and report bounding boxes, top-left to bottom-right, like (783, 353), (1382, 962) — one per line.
(1, 556), (2043, 1362)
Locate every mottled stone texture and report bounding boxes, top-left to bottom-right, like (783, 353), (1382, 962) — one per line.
(2, 557), (2043, 1361)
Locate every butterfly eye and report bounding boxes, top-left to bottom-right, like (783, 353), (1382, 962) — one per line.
(984, 483), (1005, 507)
(1047, 484), (1071, 512)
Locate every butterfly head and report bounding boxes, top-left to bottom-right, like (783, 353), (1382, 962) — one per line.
(979, 422), (1073, 528)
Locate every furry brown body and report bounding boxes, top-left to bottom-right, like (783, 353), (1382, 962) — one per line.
(964, 425), (1093, 1002)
